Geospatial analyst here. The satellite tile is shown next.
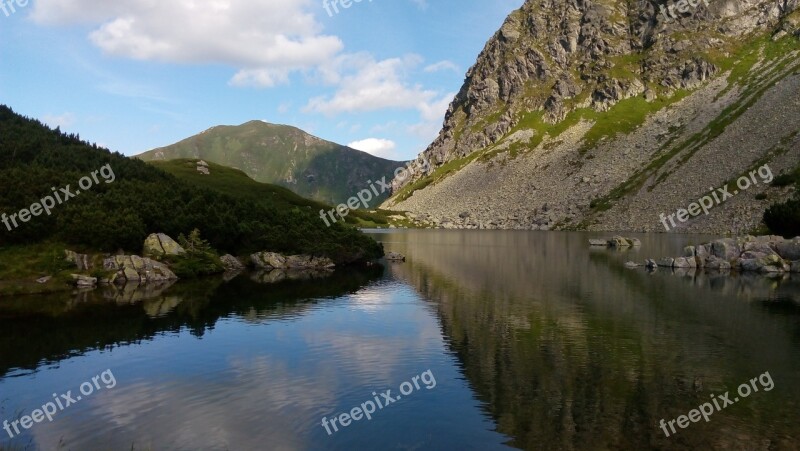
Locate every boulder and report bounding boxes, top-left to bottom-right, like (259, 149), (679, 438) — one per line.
(104, 255), (178, 285)
(624, 261), (641, 268)
(683, 246), (696, 257)
(589, 239), (608, 246)
(609, 236), (631, 247)
(386, 252), (406, 262)
(674, 257), (697, 268)
(220, 254), (245, 271)
(658, 257), (675, 268)
(143, 233), (186, 260)
(65, 250), (92, 270)
(705, 257), (732, 271)
(250, 252), (335, 270)
(711, 239), (740, 260)
(645, 259), (658, 269)
(71, 274), (97, 287)
(774, 240), (800, 261)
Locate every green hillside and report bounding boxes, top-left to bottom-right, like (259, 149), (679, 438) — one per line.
(0, 106), (383, 266)
(138, 121), (403, 205)
(148, 159), (396, 228)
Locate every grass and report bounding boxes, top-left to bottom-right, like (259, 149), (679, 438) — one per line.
(0, 242), (77, 296)
(588, 34), (800, 213)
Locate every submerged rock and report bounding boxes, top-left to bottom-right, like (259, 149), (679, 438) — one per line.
(386, 252), (406, 262)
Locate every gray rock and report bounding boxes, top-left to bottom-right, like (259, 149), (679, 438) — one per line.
(711, 239), (740, 260)
(36, 276), (52, 284)
(658, 257), (675, 268)
(65, 250), (92, 271)
(674, 257), (697, 268)
(589, 239), (608, 246)
(705, 257), (732, 271)
(104, 255), (178, 285)
(143, 233), (186, 260)
(386, 252), (406, 262)
(220, 254), (245, 271)
(683, 246), (696, 257)
(250, 252), (335, 270)
(71, 274), (97, 287)
(774, 240), (800, 261)
(624, 261), (641, 268)
(645, 259), (658, 269)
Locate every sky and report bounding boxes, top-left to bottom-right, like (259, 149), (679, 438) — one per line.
(0, 0), (524, 161)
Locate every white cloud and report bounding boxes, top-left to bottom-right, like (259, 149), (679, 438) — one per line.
(43, 112), (77, 129)
(347, 138), (398, 159)
(424, 60), (460, 73)
(31, 0), (343, 87)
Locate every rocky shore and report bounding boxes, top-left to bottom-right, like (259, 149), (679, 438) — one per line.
(633, 235), (800, 274)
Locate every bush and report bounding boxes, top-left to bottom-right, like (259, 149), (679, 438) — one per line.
(764, 198), (800, 237)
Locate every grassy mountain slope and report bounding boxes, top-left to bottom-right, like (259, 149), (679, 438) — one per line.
(384, 0), (800, 234)
(0, 106), (383, 265)
(138, 121), (403, 205)
(148, 159), (396, 228)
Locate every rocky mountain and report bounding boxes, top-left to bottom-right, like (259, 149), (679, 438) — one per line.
(138, 121), (402, 205)
(384, 0), (800, 234)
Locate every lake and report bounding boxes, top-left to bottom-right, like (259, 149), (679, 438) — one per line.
(1, 230), (799, 450)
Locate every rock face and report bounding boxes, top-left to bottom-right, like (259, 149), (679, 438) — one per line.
(250, 252), (335, 271)
(103, 255), (178, 284)
(646, 235), (800, 273)
(383, 0), (800, 234)
(143, 233), (186, 260)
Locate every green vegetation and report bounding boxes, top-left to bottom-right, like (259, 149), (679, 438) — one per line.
(149, 159), (397, 228)
(589, 35), (800, 214)
(137, 120), (402, 205)
(764, 161), (800, 237)
(0, 106), (383, 276)
(168, 229), (225, 278)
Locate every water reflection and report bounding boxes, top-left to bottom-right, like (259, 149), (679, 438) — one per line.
(374, 230), (800, 450)
(0, 267), (383, 378)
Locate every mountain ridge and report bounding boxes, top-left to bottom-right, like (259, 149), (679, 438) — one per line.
(384, 0), (800, 234)
(138, 120), (403, 205)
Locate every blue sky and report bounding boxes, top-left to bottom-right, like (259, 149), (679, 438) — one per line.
(0, 0), (523, 161)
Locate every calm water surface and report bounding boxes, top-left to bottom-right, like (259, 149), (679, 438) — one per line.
(1, 230), (799, 450)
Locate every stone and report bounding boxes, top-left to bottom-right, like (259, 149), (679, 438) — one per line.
(65, 250), (92, 270)
(774, 240), (800, 261)
(589, 239), (608, 246)
(683, 246), (696, 257)
(711, 239), (740, 260)
(609, 236), (631, 247)
(386, 252), (406, 262)
(143, 233), (186, 260)
(71, 274), (97, 287)
(624, 261), (641, 268)
(103, 255), (178, 285)
(658, 257), (675, 268)
(645, 259), (658, 269)
(220, 254), (245, 271)
(250, 252), (335, 270)
(674, 257), (697, 268)
(705, 257), (732, 271)
(36, 276), (52, 284)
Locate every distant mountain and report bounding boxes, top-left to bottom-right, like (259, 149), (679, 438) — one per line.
(0, 105), (383, 263)
(138, 121), (403, 205)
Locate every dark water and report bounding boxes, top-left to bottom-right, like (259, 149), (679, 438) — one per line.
(1, 230), (799, 450)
